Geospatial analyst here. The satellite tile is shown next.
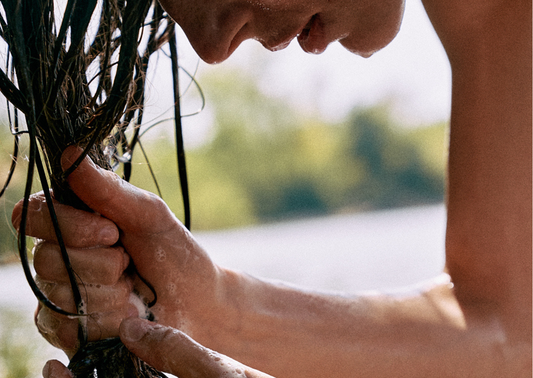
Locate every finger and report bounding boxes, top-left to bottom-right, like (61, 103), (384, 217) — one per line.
(120, 318), (253, 377)
(11, 192), (119, 248)
(36, 280), (141, 354)
(36, 303), (139, 354)
(61, 146), (174, 233)
(38, 276), (134, 315)
(34, 242), (129, 285)
(43, 360), (73, 378)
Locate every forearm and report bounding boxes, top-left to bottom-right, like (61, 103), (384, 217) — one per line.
(195, 271), (516, 377)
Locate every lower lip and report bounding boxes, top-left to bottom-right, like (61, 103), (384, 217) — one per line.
(297, 14), (328, 54)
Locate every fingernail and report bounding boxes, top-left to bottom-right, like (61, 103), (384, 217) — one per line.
(43, 360), (73, 378)
(121, 318), (151, 343)
(98, 225), (118, 244)
(61, 146), (98, 173)
(43, 361), (52, 378)
(60, 146), (83, 172)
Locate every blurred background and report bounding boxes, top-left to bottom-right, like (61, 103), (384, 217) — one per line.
(0, 0), (449, 376)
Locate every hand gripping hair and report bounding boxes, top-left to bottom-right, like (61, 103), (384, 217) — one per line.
(0, 0), (198, 376)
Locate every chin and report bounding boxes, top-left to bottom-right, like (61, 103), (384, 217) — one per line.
(340, 15), (403, 58)
(340, 35), (395, 58)
(344, 0), (405, 57)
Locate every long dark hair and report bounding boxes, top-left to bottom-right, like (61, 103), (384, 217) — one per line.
(0, 0), (192, 376)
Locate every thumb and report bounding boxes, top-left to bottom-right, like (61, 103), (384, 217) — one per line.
(42, 360), (73, 378)
(119, 318), (248, 377)
(61, 146), (164, 232)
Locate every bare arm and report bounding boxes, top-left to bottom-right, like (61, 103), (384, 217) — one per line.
(194, 2), (532, 375)
(422, 0), (532, 340)
(19, 148), (526, 378)
(15, 1), (531, 376)
(198, 272), (507, 377)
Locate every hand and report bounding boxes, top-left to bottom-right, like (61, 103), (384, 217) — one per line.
(12, 146), (225, 356)
(11, 189), (137, 355)
(42, 318), (274, 378)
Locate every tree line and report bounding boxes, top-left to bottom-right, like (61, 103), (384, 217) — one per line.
(0, 68), (447, 259)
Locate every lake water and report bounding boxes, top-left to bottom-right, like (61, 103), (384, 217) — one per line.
(199, 203), (446, 293)
(0, 203), (446, 374)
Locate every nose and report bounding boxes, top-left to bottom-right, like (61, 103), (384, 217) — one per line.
(188, 38), (233, 64)
(181, 9), (253, 64)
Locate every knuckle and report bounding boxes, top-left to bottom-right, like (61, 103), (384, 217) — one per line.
(145, 192), (169, 214)
(35, 245), (129, 285)
(36, 306), (78, 352)
(34, 275), (134, 354)
(11, 199), (23, 229)
(33, 242), (65, 281)
(87, 311), (125, 341)
(82, 278), (132, 313)
(44, 284), (77, 313)
(70, 213), (99, 238)
(78, 246), (127, 285)
(106, 247), (129, 284)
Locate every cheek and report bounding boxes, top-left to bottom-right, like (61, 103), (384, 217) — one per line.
(158, 0), (193, 25)
(157, 0), (178, 19)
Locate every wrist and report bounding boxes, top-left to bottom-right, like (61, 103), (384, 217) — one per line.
(187, 267), (251, 353)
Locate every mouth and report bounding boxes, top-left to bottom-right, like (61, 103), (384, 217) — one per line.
(260, 13), (324, 53)
(214, 13), (330, 61)
(260, 21), (306, 52)
(297, 14), (329, 54)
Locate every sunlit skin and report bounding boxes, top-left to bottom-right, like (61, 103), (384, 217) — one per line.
(158, 0), (405, 62)
(11, 0), (531, 377)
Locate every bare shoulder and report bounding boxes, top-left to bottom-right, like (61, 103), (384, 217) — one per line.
(501, 342), (533, 378)
(420, 0), (530, 29)
(421, 0), (531, 56)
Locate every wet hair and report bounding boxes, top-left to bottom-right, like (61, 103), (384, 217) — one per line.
(0, 0), (190, 376)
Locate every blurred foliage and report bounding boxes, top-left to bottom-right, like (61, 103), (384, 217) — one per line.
(0, 68), (447, 257)
(0, 310), (45, 378)
(126, 68), (447, 230)
(0, 126), (30, 262)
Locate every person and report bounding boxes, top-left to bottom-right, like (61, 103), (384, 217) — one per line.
(11, 0), (531, 376)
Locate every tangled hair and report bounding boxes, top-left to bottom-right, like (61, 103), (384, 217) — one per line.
(0, 0), (192, 376)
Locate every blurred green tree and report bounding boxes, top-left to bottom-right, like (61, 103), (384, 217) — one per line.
(0, 69), (447, 257)
(346, 107), (445, 209)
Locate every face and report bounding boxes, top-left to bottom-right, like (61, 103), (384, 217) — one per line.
(159, 0), (406, 63)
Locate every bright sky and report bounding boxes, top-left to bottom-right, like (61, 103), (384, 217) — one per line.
(143, 0), (452, 145)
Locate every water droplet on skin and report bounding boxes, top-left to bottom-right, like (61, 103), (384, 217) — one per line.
(166, 283), (176, 294)
(155, 248), (166, 262)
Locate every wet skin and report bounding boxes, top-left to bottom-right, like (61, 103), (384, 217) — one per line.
(11, 0), (532, 377)
(157, 0), (405, 63)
